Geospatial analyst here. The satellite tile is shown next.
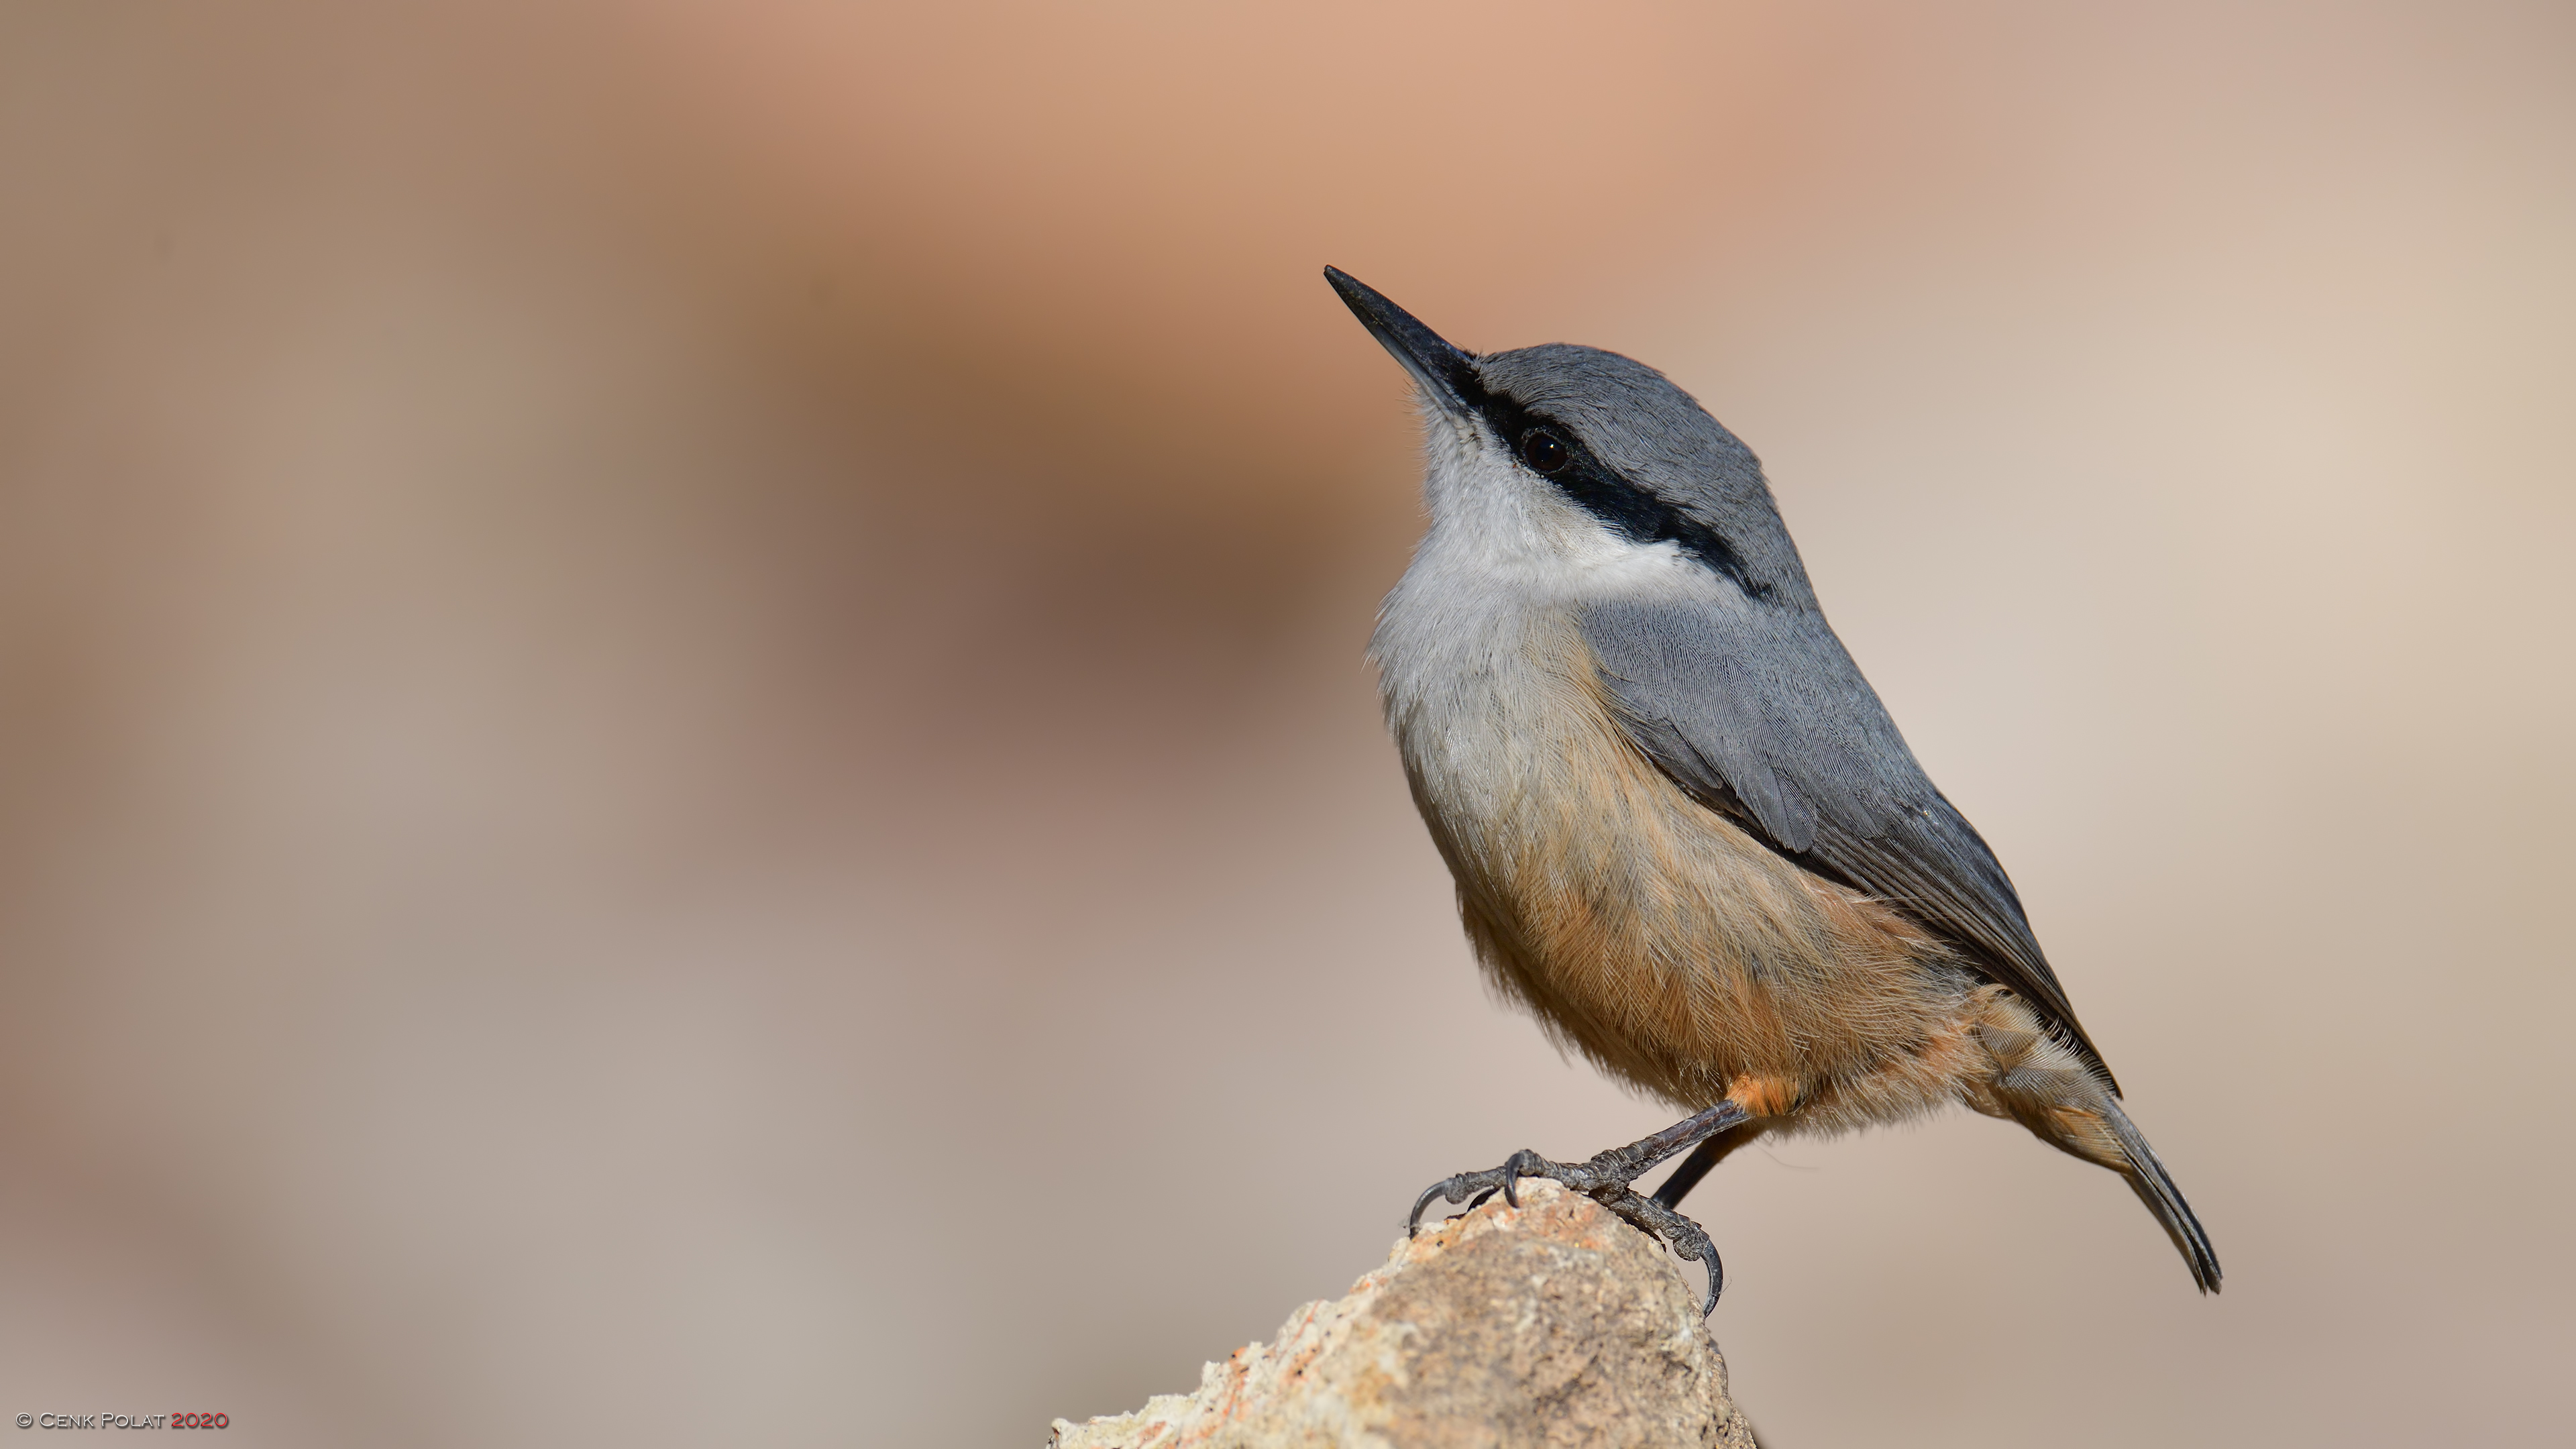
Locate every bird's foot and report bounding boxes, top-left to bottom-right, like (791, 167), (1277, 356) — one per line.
(1404, 1099), (1747, 1315)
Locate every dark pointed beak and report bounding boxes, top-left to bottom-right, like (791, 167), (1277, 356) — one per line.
(1324, 266), (1479, 418)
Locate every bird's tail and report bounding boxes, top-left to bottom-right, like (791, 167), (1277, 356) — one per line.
(2098, 1095), (2222, 1293)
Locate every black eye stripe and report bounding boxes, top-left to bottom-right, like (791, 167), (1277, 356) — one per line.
(1468, 382), (1770, 601)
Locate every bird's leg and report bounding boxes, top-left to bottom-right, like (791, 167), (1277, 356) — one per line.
(1650, 1119), (1763, 1210)
(1406, 1099), (1750, 1230)
(1407, 1098), (1751, 1314)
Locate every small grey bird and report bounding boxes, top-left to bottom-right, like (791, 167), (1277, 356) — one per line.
(1326, 266), (2219, 1310)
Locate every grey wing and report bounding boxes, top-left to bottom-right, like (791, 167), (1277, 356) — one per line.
(1581, 597), (2112, 1083)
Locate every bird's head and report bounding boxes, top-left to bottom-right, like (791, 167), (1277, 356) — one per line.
(1326, 266), (1814, 610)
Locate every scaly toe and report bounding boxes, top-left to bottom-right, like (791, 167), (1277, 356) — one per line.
(1408, 1166), (1509, 1236)
(1595, 1188), (1726, 1315)
(1406, 1149), (1572, 1235)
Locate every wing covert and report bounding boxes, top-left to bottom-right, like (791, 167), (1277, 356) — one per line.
(1580, 596), (2110, 1082)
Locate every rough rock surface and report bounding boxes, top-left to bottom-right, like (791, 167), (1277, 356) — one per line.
(1050, 1180), (1755, 1448)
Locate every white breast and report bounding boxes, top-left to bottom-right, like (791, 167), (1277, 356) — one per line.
(1369, 419), (1715, 841)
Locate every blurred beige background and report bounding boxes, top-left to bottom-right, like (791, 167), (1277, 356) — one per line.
(2, 1), (2570, 1444)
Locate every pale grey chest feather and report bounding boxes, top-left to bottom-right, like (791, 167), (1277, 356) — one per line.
(1373, 589), (1604, 846)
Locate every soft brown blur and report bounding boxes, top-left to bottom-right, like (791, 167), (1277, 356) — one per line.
(2, 2), (2569, 1444)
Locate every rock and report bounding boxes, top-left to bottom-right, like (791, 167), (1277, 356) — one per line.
(1050, 1180), (1756, 1448)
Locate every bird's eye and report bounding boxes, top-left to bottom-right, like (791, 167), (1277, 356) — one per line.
(1519, 429), (1570, 474)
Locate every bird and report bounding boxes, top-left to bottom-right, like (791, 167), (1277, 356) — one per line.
(1324, 266), (2219, 1312)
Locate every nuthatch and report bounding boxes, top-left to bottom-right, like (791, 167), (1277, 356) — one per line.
(1326, 268), (2219, 1311)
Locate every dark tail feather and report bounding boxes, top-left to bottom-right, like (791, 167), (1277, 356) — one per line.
(2100, 1096), (2222, 1292)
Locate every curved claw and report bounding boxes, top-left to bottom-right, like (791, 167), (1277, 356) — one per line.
(1500, 1148), (1545, 1209)
(1407, 1178), (1463, 1237)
